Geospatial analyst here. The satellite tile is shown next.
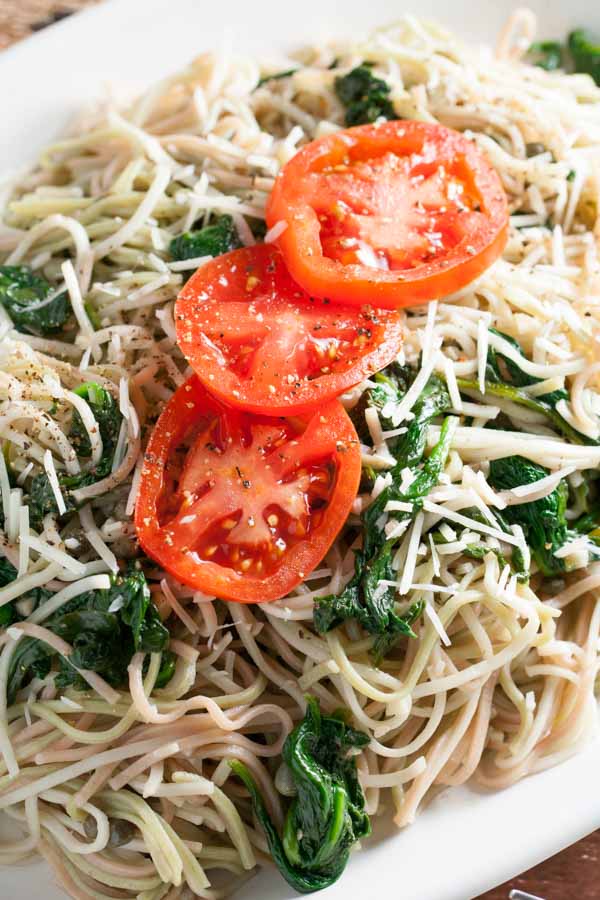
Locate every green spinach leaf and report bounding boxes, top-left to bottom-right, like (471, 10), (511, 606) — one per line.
(70, 382), (122, 476)
(28, 382), (122, 529)
(6, 563), (170, 702)
(169, 214), (241, 262)
(334, 64), (395, 126)
(0, 558), (52, 627)
(230, 696), (370, 894)
(257, 68), (299, 87)
(526, 41), (564, 71)
(487, 456), (568, 577)
(526, 28), (600, 84)
(6, 638), (53, 703)
(568, 29), (600, 84)
(0, 265), (70, 336)
(315, 368), (453, 657)
(457, 329), (597, 446)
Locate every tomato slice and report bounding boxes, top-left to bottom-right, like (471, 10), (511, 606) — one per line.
(266, 121), (508, 309)
(135, 376), (361, 602)
(175, 244), (404, 415)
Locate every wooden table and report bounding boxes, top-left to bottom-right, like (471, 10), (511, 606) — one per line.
(0, 2), (597, 898)
(478, 831), (599, 900)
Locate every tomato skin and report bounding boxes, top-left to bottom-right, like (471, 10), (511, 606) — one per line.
(266, 121), (508, 310)
(175, 244), (404, 416)
(135, 376), (361, 603)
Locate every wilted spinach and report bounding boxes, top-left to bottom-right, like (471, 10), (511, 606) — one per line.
(257, 68), (299, 88)
(169, 214), (241, 262)
(0, 265), (70, 335)
(231, 696), (370, 894)
(334, 64), (395, 126)
(70, 382), (122, 476)
(316, 367), (453, 658)
(568, 29), (600, 84)
(526, 41), (564, 71)
(0, 558), (52, 627)
(7, 563), (170, 703)
(456, 329), (597, 446)
(526, 28), (600, 85)
(487, 456), (568, 577)
(28, 382), (122, 529)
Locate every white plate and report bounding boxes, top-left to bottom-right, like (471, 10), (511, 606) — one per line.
(1, 1), (600, 898)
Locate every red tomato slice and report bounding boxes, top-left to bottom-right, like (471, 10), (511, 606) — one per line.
(135, 376), (361, 602)
(175, 244), (404, 415)
(266, 121), (508, 309)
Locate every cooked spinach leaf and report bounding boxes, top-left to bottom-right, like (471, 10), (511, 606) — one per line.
(570, 474), (600, 541)
(526, 28), (600, 84)
(84, 300), (101, 331)
(457, 329), (597, 446)
(154, 650), (177, 688)
(169, 214), (241, 262)
(28, 470), (93, 531)
(526, 40), (564, 71)
(231, 696), (370, 894)
(349, 363), (414, 454)
(28, 382), (122, 529)
(0, 558), (52, 627)
(431, 522), (525, 580)
(7, 563), (170, 702)
(485, 329), (568, 406)
(70, 382), (122, 476)
(487, 456), (568, 577)
(568, 29), (600, 84)
(0, 265), (70, 336)
(7, 639), (53, 702)
(316, 368), (453, 657)
(334, 64), (395, 126)
(257, 68), (299, 87)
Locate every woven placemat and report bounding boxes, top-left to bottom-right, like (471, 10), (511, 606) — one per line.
(0, 0), (101, 50)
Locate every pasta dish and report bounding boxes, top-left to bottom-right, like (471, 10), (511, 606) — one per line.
(0, 9), (600, 899)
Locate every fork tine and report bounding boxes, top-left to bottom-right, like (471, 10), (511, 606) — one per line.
(509, 891), (546, 900)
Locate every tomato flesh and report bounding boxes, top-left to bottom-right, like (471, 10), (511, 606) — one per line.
(316, 152), (477, 270)
(175, 244), (404, 415)
(266, 121), (509, 309)
(135, 376), (361, 602)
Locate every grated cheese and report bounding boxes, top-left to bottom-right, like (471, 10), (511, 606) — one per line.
(43, 449), (66, 517)
(365, 406), (385, 447)
(79, 506), (118, 574)
(442, 355), (462, 411)
(128, 274), (171, 302)
(424, 603), (451, 647)
(168, 254), (213, 271)
(499, 464), (576, 505)
(398, 512), (425, 595)
(25, 535), (86, 575)
(477, 317), (489, 395)
(62, 260), (94, 339)
(424, 500), (521, 546)
(381, 345), (440, 426)
(264, 220), (288, 243)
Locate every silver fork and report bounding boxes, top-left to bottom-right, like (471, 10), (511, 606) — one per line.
(509, 891), (546, 900)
